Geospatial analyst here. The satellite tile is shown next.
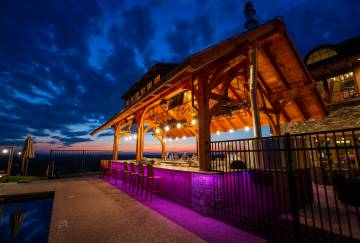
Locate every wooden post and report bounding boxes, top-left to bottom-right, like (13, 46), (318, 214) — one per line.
(197, 76), (211, 171)
(6, 145), (14, 177)
(136, 110), (145, 163)
(112, 123), (120, 160)
(155, 135), (167, 160)
(249, 42), (262, 138)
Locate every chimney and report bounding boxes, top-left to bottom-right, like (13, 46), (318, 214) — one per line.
(244, 1), (259, 30)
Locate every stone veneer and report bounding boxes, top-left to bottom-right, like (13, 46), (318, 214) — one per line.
(281, 99), (360, 134)
(191, 173), (221, 216)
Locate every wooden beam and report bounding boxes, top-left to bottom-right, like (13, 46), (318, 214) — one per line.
(261, 45), (311, 120)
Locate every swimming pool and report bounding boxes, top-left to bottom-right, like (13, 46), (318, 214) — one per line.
(0, 192), (54, 243)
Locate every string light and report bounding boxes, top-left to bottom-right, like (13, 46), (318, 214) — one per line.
(244, 126), (250, 131)
(176, 123), (182, 129)
(191, 119), (197, 125)
(175, 137), (179, 140)
(155, 128), (160, 134)
(164, 125), (170, 131)
(133, 134), (137, 139)
(125, 137), (129, 141)
(168, 138), (173, 142)
(229, 129), (234, 133)
(216, 130), (221, 135)
(182, 136), (186, 140)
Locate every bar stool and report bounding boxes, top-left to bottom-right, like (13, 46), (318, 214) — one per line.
(110, 162), (121, 185)
(129, 163), (139, 192)
(120, 162), (129, 189)
(136, 163), (146, 195)
(145, 164), (164, 200)
(100, 160), (110, 179)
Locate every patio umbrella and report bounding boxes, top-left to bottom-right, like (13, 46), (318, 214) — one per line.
(10, 210), (26, 238)
(21, 136), (35, 176)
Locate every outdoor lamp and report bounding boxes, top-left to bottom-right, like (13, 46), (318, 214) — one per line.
(2, 149), (8, 154)
(18, 152), (22, 156)
(191, 119), (197, 125)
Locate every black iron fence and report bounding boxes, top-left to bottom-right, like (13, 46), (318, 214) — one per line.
(49, 150), (112, 178)
(209, 128), (360, 242)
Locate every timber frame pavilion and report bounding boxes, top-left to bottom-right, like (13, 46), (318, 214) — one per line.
(91, 18), (327, 171)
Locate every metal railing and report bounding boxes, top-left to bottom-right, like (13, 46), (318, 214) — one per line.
(209, 128), (360, 242)
(49, 150), (112, 178)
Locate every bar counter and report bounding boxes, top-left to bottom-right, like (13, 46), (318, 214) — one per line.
(110, 160), (218, 215)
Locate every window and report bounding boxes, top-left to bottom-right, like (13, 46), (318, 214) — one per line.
(147, 81), (152, 90)
(306, 48), (337, 65)
(327, 72), (358, 102)
(154, 74), (160, 83)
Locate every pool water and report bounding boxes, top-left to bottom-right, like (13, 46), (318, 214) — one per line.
(0, 194), (53, 243)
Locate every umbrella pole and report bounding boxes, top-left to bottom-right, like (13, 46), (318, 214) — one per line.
(24, 159), (29, 176)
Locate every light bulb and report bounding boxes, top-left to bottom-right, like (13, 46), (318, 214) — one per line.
(155, 128), (160, 134)
(191, 119), (197, 125)
(2, 149), (8, 154)
(182, 136), (186, 140)
(229, 129), (234, 133)
(244, 126), (250, 131)
(216, 130), (221, 135)
(164, 125), (170, 131)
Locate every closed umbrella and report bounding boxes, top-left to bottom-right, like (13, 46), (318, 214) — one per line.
(21, 136), (35, 176)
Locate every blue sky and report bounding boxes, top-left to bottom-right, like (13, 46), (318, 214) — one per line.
(0, 0), (359, 152)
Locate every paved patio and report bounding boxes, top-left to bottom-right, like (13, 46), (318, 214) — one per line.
(0, 177), (265, 243)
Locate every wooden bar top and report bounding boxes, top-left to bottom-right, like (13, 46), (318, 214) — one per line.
(110, 160), (216, 174)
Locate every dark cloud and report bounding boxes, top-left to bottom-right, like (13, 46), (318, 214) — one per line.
(165, 15), (214, 60)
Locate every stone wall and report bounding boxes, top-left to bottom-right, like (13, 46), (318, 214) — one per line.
(191, 173), (222, 216)
(281, 99), (360, 134)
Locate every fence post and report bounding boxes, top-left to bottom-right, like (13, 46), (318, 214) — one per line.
(6, 144), (15, 177)
(49, 150), (55, 178)
(81, 150), (85, 173)
(285, 133), (302, 242)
